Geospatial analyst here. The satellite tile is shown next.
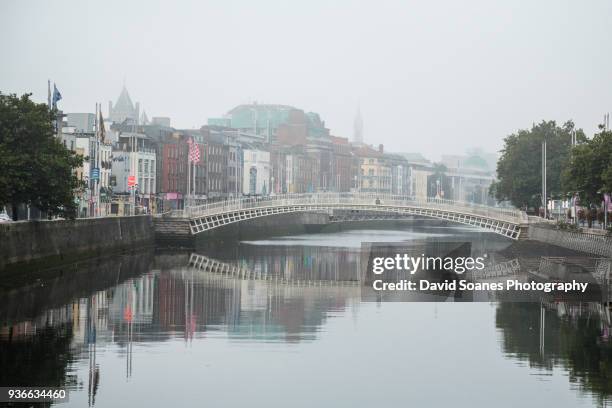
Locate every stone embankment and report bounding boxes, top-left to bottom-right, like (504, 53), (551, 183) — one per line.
(0, 215), (153, 272)
(527, 223), (612, 258)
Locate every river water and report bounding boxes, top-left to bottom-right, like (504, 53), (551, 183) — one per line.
(1, 223), (611, 407)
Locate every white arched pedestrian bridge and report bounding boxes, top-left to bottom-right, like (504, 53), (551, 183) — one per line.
(165, 193), (528, 240)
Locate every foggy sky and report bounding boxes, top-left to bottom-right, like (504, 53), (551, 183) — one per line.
(1, 0), (611, 160)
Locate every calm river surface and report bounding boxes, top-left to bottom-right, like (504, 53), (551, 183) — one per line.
(1, 223), (611, 407)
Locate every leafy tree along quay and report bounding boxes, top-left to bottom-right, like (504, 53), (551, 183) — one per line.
(0, 92), (83, 220)
(562, 126), (612, 211)
(491, 120), (586, 210)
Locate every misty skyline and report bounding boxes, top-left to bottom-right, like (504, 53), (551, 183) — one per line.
(1, 0), (611, 159)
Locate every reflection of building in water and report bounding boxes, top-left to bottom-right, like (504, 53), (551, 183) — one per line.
(72, 292), (111, 347)
(0, 252), (360, 399)
(107, 273), (156, 326)
(240, 280), (268, 311)
(154, 270), (236, 331)
(167, 268), (360, 343)
(216, 244), (362, 282)
(229, 278), (359, 342)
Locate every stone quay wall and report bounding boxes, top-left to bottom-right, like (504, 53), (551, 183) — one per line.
(0, 215), (154, 272)
(528, 224), (612, 258)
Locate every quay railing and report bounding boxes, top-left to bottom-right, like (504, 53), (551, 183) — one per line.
(167, 193), (526, 224)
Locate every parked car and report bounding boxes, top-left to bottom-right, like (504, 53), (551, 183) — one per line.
(0, 212), (11, 222)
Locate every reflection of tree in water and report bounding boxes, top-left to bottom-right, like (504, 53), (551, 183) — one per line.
(0, 250), (153, 406)
(496, 302), (612, 403)
(0, 323), (77, 403)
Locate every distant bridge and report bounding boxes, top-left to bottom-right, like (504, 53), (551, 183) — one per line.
(161, 193), (527, 240)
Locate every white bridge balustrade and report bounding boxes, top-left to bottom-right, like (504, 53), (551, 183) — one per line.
(188, 253), (360, 286)
(163, 193), (527, 239)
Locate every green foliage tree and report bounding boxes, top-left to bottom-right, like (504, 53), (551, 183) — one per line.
(491, 120), (585, 209)
(0, 93), (83, 220)
(563, 126), (612, 211)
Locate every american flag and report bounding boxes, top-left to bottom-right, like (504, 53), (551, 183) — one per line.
(187, 137), (200, 163)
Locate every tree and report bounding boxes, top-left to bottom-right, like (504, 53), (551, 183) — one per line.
(562, 126), (612, 222)
(0, 92), (83, 220)
(491, 120), (585, 209)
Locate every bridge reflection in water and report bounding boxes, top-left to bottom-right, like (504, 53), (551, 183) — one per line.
(188, 252), (360, 286)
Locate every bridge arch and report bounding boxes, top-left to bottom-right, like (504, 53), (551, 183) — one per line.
(165, 193), (526, 240)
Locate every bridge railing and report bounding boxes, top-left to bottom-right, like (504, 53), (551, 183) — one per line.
(168, 193), (525, 224)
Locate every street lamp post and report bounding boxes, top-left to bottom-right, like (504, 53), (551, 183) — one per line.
(598, 190), (610, 230)
(542, 139), (547, 219)
(574, 193), (581, 227)
(604, 195), (608, 230)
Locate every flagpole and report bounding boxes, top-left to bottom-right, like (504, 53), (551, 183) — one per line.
(192, 161), (196, 204)
(187, 143), (191, 209)
(132, 133), (136, 216)
(93, 103), (98, 217)
(96, 103), (102, 217)
(93, 102), (96, 217)
(94, 102), (97, 217)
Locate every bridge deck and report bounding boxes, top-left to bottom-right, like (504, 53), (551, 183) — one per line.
(162, 193), (527, 239)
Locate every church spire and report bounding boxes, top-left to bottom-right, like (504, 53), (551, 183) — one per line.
(108, 85), (139, 124)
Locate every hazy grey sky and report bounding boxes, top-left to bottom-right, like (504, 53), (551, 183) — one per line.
(1, 0), (611, 159)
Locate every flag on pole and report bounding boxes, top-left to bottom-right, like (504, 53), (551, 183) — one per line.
(52, 83), (62, 109)
(188, 137), (200, 163)
(99, 109), (106, 144)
